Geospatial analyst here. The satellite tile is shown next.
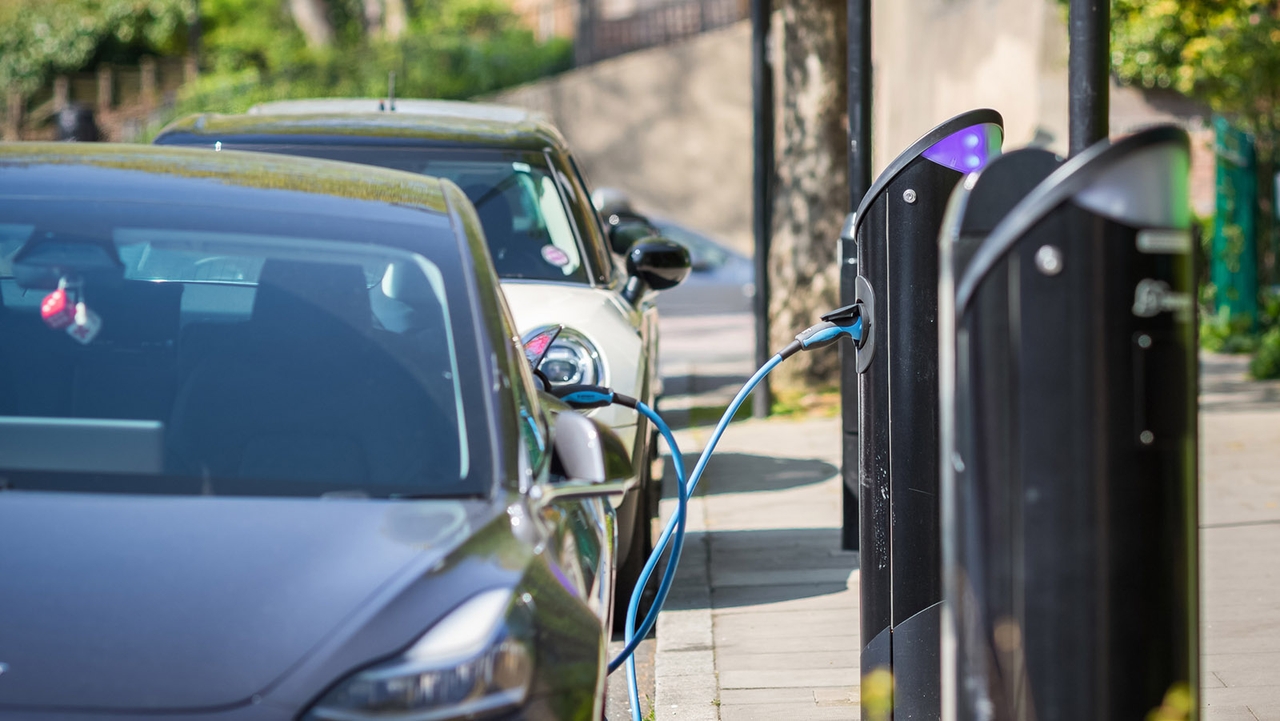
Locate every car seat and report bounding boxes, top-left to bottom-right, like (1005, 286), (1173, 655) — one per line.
(167, 260), (459, 490)
(463, 185), (547, 277)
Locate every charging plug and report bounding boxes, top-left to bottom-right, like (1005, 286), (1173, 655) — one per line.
(784, 302), (867, 357)
(551, 385), (615, 408)
(550, 385), (640, 410)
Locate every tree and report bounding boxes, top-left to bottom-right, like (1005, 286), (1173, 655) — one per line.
(0, 0), (196, 94)
(288, 0), (334, 47)
(384, 0), (407, 39)
(769, 0), (849, 391)
(1109, 1), (1280, 278)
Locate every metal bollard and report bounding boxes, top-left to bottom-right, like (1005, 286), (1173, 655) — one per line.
(853, 109), (1003, 720)
(939, 126), (1199, 721)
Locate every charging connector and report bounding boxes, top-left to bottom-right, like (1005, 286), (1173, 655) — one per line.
(780, 302), (867, 358)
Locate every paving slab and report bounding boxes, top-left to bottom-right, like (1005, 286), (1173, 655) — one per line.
(718, 703), (862, 721)
(653, 416), (858, 720)
(715, 650), (858, 672)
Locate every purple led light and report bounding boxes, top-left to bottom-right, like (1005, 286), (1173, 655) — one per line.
(921, 123), (1001, 172)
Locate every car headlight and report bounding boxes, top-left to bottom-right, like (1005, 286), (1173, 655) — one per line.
(304, 588), (534, 721)
(522, 327), (604, 387)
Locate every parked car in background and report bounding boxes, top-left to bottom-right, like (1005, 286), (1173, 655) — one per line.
(0, 144), (626, 720)
(154, 101), (690, 618)
(648, 218), (755, 317)
(591, 188), (755, 317)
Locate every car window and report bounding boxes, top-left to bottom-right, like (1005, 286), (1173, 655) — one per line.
(0, 205), (488, 499)
(224, 145), (591, 284)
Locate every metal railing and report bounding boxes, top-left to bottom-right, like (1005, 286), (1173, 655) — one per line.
(4, 56), (193, 142)
(578, 0), (748, 64)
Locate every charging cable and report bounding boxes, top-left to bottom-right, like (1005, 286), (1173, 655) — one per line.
(553, 304), (865, 721)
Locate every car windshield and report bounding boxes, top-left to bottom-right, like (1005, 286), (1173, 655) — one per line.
(222, 145), (588, 284)
(0, 201), (487, 499)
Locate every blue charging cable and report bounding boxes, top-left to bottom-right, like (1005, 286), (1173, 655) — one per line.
(552, 305), (865, 721)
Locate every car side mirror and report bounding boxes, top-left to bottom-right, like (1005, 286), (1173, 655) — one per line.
(533, 411), (631, 507)
(621, 238), (691, 304)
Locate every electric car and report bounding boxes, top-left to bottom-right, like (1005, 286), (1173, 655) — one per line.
(0, 144), (630, 720)
(153, 100), (691, 612)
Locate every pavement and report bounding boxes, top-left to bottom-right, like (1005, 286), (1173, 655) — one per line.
(646, 347), (1280, 720)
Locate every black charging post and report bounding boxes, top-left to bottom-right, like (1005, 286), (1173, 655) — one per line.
(851, 110), (1003, 719)
(939, 126), (1199, 721)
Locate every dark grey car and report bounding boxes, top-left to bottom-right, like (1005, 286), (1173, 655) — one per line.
(0, 144), (624, 720)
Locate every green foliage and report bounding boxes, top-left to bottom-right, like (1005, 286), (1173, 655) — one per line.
(0, 0), (196, 94)
(146, 28), (571, 137)
(1108, 1), (1280, 135)
(1249, 326), (1280, 379)
(5, 0), (570, 121)
(1203, 287), (1280, 374)
(200, 0), (304, 74)
(1261, 286), (1280, 332)
(1201, 305), (1260, 354)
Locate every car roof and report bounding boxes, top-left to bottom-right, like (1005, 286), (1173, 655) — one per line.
(157, 99), (570, 153)
(0, 142), (454, 220)
(250, 98), (536, 124)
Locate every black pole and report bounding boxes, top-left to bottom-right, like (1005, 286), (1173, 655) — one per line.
(750, 0), (773, 419)
(1068, 0), (1109, 155)
(576, 0), (595, 67)
(839, 0), (871, 549)
(847, 0), (872, 202)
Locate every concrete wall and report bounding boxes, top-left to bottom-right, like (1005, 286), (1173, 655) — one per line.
(493, 0), (1212, 253)
(493, 22), (756, 253)
(871, 0), (1069, 165)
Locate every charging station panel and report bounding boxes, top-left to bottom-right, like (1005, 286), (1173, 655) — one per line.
(939, 127), (1198, 721)
(852, 109), (1003, 720)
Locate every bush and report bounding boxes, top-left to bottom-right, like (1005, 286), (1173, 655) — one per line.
(194, 0), (572, 107)
(1249, 327), (1280, 380)
(1201, 305), (1259, 354)
(141, 31), (571, 140)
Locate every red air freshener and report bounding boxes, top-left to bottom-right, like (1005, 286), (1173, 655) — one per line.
(40, 288), (75, 329)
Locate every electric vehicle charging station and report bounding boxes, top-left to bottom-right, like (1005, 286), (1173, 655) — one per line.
(938, 125), (1199, 721)
(851, 109), (1003, 719)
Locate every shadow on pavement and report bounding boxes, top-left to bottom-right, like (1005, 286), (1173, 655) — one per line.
(661, 452), (838, 496)
(661, 527), (858, 611)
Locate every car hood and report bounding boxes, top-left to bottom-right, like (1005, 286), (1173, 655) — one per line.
(0, 491), (488, 712)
